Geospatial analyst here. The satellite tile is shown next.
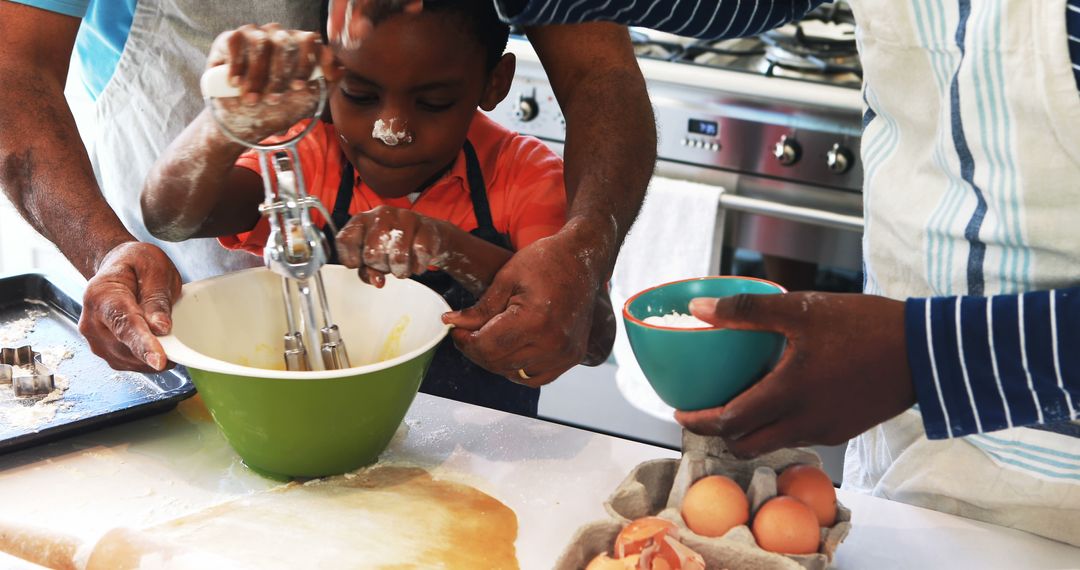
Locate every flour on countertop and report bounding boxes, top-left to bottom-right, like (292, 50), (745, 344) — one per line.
(643, 312), (712, 328)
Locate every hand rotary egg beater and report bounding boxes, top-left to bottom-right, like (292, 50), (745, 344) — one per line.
(200, 65), (350, 371)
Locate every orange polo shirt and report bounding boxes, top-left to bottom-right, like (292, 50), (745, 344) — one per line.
(220, 113), (566, 254)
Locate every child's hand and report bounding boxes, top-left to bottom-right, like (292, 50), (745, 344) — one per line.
(335, 206), (452, 288)
(206, 24), (342, 140)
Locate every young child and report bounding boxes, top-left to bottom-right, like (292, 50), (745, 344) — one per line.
(140, 0), (614, 416)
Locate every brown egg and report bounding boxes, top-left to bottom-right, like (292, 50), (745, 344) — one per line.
(777, 464), (837, 527)
(752, 496), (821, 554)
(680, 475), (749, 537)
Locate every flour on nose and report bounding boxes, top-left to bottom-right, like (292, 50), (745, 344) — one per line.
(372, 118), (413, 146)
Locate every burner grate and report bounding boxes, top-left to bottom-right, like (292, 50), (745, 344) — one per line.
(628, 1), (862, 89)
(683, 37), (767, 59)
(629, 29), (686, 61)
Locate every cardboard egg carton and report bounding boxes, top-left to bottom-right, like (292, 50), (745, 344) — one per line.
(556, 432), (851, 570)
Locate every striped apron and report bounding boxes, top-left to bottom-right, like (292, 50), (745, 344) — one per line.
(844, 0), (1080, 545)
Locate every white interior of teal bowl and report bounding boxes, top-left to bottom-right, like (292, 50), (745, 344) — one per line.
(159, 266), (451, 379)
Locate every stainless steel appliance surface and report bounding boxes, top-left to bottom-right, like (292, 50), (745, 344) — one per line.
(489, 3), (865, 278)
(496, 5), (865, 482)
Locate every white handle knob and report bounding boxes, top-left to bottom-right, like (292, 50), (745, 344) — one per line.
(200, 65), (325, 99)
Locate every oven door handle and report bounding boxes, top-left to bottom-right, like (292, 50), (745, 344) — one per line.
(719, 194), (864, 232)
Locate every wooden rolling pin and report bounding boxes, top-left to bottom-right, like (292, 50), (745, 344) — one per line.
(0, 521), (81, 570)
(0, 522), (183, 570)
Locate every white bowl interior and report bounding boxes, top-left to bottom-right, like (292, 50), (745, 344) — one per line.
(160, 266), (451, 379)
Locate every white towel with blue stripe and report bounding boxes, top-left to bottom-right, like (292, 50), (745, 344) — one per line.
(609, 176), (724, 421)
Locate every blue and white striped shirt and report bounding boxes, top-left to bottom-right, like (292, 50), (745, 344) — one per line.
(497, 0), (1080, 439)
(1071, 0), (1080, 92)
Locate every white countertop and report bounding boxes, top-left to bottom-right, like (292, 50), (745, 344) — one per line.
(0, 393), (1076, 569)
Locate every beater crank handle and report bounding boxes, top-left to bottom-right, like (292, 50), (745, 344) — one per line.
(200, 65), (325, 99)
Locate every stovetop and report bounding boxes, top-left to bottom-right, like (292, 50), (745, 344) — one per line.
(630, 2), (860, 89)
(495, 2), (865, 194)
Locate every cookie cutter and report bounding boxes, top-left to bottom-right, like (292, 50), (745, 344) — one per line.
(0, 346), (55, 396)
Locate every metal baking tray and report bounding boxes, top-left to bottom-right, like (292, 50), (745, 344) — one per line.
(0, 273), (194, 453)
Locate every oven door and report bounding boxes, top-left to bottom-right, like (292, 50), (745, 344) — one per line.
(655, 159), (864, 292)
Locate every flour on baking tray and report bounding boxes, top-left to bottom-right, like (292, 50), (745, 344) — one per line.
(0, 309), (46, 347)
(0, 310), (76, 430)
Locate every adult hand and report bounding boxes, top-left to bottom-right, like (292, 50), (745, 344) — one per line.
(674, 292), (915, 458)
(443, 218), (613, 387)
(207, 24), (342, 140)
(326, 0), (423, 49)
(78, 242), (182, 373)
(335, 205), (451, 287)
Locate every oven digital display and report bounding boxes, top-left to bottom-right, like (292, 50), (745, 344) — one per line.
(688, 119), (719, 137)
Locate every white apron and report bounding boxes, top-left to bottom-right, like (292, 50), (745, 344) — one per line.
(845, 0), (1080, 546)
(85, 1), (321, 282)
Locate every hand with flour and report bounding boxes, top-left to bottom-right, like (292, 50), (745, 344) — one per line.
(206, 24), (343, 141)
(444, 217), (618, 385)
(335, 207), (617, 380)
(79, 242), (182, 372)
(141, 26), (343, 243)
(334, 205), (510, 296)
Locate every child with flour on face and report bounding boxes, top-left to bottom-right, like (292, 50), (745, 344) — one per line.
(139, 0), (616, 416)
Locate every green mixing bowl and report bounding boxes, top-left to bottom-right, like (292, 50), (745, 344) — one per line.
(622, 276), (786, 411)
(159, 266), (450, 479)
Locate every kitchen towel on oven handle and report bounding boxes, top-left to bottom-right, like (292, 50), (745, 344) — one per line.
(610, 177), (724, 420)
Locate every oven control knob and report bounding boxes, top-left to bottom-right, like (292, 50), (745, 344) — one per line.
(827, 143), (854, 174)
(773, 135), (801, 166)
(514, 94), (539, 122)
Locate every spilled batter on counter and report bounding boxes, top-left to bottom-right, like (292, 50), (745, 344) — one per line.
(84, 465), (519, 569)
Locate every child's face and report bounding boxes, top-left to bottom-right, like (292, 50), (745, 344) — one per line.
(329, 13), (513, 198)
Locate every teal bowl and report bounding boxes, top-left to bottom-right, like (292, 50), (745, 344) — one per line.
(622, 276), (786, 411)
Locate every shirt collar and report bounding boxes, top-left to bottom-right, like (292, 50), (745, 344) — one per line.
(435, 146), (469, 186)
(411, 145), (470, 199)
(358, 145), (470, 208)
